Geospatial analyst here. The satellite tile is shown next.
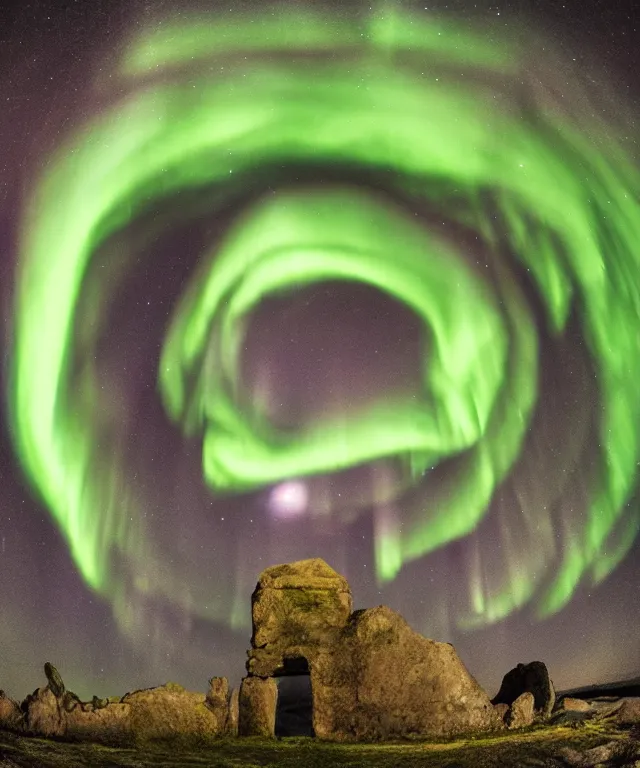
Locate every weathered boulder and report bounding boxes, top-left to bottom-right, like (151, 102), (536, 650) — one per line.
(247, 559), (352, 678)
(0, 691), (23, 730)
(122, 682), (225, 743)
(617, 698), (640, 725)
(558, 697), (593, 713)
(311, 606), (500, 741)
(238, 677), (277, 737)
(492, 661), (555, 717)
(507, 692), (535, 729)
(44, 662), (65, 698)
(23, 686), (64, 737)
(205, 677), (231, 734)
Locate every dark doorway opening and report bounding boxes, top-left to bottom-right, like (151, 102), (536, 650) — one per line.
(275, 657), (315, 737)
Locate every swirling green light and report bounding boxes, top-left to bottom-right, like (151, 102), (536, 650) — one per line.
(162, 188), (510, 488)
(10, 7), (640, 629)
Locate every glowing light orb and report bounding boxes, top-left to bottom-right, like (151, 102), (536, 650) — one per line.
(268, 481), (309, 520)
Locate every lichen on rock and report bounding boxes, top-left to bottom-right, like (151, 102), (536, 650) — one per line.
(311, 605), (501, 740)
(243, 559), (502, 741)
(248, 558), (352, 678)
(238, 677), (277, 738)
(507, 692), (535, 729)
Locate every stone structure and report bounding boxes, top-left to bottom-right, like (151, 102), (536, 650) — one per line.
(247, 558), (352, 678)
(227, 687), (239, 735)
(239, 558), (501, 740)
(2, 559), (584, 746)
(238, 678), (278, 737)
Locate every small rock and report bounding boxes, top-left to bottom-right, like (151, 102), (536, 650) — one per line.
(615, 698), (640, 725)
(92, 695), (109, 710)
(558, 697), (593, 713)
(507, 691), (535, 729)
(44, 662), (65, 698)
(206, 677), (229, 704)
(61, 690), (82, 713)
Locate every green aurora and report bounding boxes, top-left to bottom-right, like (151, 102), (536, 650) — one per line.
(10, 7), (640, 633)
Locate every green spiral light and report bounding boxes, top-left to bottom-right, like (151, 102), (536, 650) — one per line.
(10, 7), (640, 631)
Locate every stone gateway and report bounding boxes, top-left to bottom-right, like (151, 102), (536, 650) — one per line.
(239, 558), (501, 740)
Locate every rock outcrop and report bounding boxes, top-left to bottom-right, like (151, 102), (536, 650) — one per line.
(206, 677), (231, 733)
(122, 682), (227, 743)
(66, 699), (131, 744)
(310, 605), (500, 740)
(0, 691), (22, 731)
(4, 561), (580, 746)
(24, 686), (64, 737)
(14, 664), (231, 746)
(561, 739), (640, 767)
(492, 661), (555, 718)
(240, 559), (500, 741)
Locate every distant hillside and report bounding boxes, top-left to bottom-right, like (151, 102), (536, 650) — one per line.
(559, 676), (640, 700)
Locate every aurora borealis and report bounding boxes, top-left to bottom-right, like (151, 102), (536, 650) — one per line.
(1, 0), (639, 701)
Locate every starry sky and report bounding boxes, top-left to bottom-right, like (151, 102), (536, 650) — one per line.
(0, 0), (639, 704)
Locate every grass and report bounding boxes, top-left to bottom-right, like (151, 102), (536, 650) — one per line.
(0, 720), (636, 768)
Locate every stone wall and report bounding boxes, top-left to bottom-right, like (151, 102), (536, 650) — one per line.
(2, 666), (232, 746)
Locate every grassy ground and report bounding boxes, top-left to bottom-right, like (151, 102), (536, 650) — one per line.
(0, 721), (637, 768)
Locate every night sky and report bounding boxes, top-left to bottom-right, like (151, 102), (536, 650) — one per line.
(0, 0), (639, 704)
